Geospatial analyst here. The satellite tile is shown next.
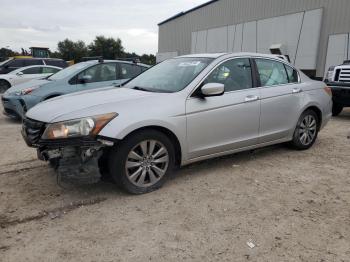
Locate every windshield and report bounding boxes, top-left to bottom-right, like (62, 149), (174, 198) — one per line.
(48, 62), (88, 81)
(126, 57), (213, 93)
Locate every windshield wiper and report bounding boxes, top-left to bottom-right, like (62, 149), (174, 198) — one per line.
(132, 86), (174, 93)
(132, 86), (153, 92)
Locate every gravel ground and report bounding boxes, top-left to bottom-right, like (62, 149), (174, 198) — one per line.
(0, 110), (349, 262)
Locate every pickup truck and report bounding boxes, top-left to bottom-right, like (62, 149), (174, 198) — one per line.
(325, 61), (350, 116)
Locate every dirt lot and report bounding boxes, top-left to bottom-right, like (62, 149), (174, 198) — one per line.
(0, 110), (349, 262)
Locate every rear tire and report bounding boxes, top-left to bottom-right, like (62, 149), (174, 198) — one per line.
(290, 110), (319, 150)
(0, 80), (11, 93)
(108, 130), (175, 194)
(332, 103), (343, 116)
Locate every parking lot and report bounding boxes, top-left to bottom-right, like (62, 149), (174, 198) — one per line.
(0, 110), (349, 261)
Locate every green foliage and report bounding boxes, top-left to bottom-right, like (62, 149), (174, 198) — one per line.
(88, 36), (124, 59)
(1, 35), (156, 65)
(57, 39), (88, 62)
(0, 48), (19, 61)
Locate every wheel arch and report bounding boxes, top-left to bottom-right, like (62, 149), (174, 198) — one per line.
(303, 105), (322, 130)
(118, 125), (182, 167)
(0, 78), (12, 88)
(42, 93), (63, 101)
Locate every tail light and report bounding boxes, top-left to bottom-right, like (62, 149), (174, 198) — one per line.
(324, 86), (332, 97)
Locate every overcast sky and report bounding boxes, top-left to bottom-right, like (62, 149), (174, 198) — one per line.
(0, 0), (206, 55)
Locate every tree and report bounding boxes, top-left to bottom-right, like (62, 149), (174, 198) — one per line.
(57, 39), (88, 62)
(88, 36), (124, 59)
(0, 47), (18, 61)
(140, 54), (156, 65)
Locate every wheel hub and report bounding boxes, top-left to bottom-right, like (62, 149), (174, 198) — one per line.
(126, 140), (169, 187)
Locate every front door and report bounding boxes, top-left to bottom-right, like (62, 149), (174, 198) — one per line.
(74, 63), (119, 93)
(186, 58), (261, 160)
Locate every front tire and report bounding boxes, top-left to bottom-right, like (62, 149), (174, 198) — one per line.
(290, 110), (319, 150)
(332, 103), (343, 116)
(109, 130), (175, 194)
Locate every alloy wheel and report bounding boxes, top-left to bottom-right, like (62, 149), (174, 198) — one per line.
(298, 115), (317, 146)
(125, 140), (169, 187)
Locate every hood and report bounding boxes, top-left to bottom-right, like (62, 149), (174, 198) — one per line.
(5, 79), (50, 95)
(26, 87), (165, 123)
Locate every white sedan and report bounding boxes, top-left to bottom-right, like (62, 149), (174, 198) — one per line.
(0, 65), (62, 93)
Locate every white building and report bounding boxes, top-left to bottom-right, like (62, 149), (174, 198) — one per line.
(157, 0), (350, 78)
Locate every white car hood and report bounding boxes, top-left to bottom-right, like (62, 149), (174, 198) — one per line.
(26, 87), (164, 123)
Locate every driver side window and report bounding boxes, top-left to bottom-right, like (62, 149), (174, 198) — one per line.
(77, 63), (117, 84)
(255, 59), (288, 87)
(203, 58), (253, 92)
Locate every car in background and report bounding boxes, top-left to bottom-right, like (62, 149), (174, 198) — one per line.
(2, 59), (149, 119)
(0, 57), (68, 74)
(0, 65), (62, 93)
(324, 60), (350, 116)
(21, 53), (332, 194)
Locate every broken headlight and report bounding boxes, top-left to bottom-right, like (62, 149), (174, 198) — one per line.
(42, 113), (117, 140)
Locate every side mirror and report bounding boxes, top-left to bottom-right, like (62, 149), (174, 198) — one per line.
(78, 75), (92, 84)
(16, 72), (24, 76)
(201, 83), (225, 97)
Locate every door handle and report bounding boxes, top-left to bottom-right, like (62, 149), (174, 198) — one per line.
(292, 87), (303, 94)
(245, 95), (259, 103)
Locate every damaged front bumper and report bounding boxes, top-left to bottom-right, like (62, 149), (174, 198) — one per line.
(22, 117), (115, 184)
(39, 138), (114, 184)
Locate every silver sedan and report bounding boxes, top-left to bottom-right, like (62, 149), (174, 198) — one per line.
(23, 53), (332, 194)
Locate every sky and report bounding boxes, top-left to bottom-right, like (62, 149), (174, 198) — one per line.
(0, 0), (207, 55)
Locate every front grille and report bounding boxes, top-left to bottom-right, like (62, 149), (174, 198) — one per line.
(338, 68), (350, 82)
(22, 118), (46, 146)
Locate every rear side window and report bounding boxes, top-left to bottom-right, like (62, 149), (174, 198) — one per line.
(42, 67), (60, 74)
(8, 59), (24, 68)
(45, 60), (68, 68)
(23, 59), (43, 66)
(21, 67), (42, 74)
(255, 59), (288, 87)
(203, 58), (253, 92)
(284, 65), (299, 83)
(119, 63), (142, 79)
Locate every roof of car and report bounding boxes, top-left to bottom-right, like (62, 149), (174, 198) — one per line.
(9, 57), (66, 62)
(177, 52), (288, 60)
(82, 59), (150, 67)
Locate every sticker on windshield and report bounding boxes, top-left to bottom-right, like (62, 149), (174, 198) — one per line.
(178, 61), (202, 67)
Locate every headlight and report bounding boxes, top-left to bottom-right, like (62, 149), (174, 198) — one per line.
(42, 113), (117, 140)
(15, 87), (35, 96)
(325, 66), (335, 82)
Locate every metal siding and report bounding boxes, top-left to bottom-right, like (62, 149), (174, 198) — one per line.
(158, 0), (350, 76)
(233, 23), (243, 52)
(195, 30), (208, 53)
(227, 25), (236, 52)
(324, 34), (349, 74)
(242, 21), (257, 52)
(207, 26), (228, 53)
(294, 8), (323, 69)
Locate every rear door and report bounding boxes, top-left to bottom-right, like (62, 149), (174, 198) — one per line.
(254, 58), (303, 143)
(186, 58), (261, 159)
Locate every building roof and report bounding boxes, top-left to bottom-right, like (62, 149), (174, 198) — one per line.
(158, 0), (219, 26)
